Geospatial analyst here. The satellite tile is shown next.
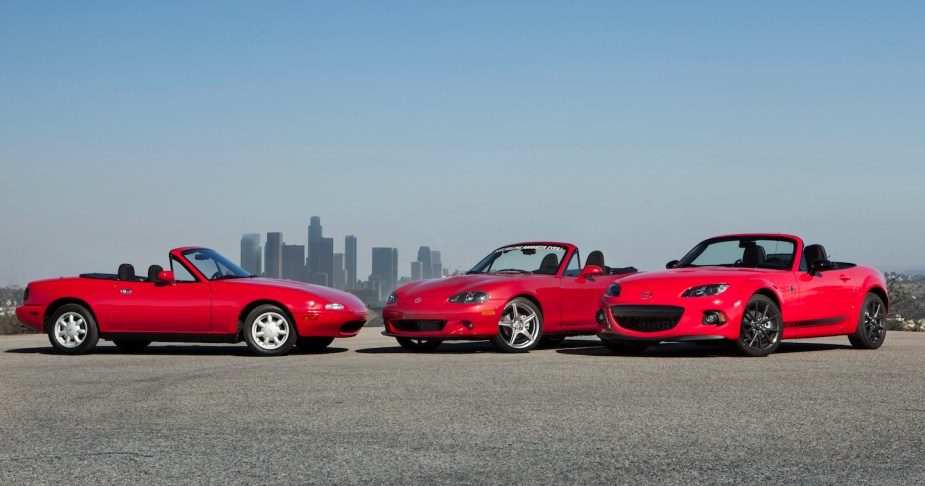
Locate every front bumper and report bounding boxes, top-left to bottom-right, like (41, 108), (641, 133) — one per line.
(381, 299), (504, 339)
(292, 309), (368, 338)
(16, 305), (45, 332)
(596, 296), (744, 342)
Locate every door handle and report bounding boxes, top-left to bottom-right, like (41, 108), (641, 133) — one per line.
(120, 289), (133, 295)
(839, 275), (851, 282)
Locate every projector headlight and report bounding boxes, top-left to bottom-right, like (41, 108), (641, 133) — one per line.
(605, 283), (622, 297)
(682, 284), (730, 298)
(386, 292), (397, 304)
(448, 291), (490, 304)
(324, 303), (345, 310)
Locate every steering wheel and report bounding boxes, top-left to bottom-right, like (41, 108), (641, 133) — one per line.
(211, 271), (223, 280)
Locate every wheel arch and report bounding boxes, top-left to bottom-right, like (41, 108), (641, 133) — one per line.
(237, 300), (300, 340)
(43, 298), (97, 332)
(509, 293), (543, 318)
(866, 286), (889, 314)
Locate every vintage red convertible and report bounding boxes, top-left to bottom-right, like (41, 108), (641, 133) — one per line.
(596, 234), (888, 357)
(16, 247), (368, 356)
(382, 242), (636, 352)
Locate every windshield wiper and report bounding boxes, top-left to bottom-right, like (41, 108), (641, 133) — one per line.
(494, 269), (529, 273)
(213, 275), (248, 280)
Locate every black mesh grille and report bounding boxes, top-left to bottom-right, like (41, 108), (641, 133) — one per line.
(392, 320), (447, 332)
(611, 305), (684, 333)
(339, 320), (366, 333)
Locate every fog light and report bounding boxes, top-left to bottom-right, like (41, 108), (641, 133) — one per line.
(461, 320), (473, 330)
(595, 309), (606, 324)
(702, 311), (727, 325)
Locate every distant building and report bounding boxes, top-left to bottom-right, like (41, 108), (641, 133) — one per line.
(282, 244), (308, 282)
(372, 247), (398, 302)
(411, 261), (422, 281)
(345, 235), (357, 289)
(432, 263), (443, 279)
(417, 246), (433, 279)
(265, 232), (283, 278)
(240, 233), (262, 276)
(332, 253), (347, 290)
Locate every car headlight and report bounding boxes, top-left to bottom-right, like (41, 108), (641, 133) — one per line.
(682, 284), (730, 297)
(324, 303), (345, 310)
(605, 283), (621, 297)
(386, 292), (397, 304)
(448, 291), (490, 304)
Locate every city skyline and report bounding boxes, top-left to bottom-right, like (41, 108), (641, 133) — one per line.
(1, 3), (924, 286)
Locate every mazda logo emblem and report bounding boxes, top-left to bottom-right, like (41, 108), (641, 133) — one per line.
(413, 297), (422, 304)
(640, 291), (653, 299)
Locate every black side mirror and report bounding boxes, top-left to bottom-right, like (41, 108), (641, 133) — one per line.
(810, 259), (835, 273)
(666, 260), (679, 269)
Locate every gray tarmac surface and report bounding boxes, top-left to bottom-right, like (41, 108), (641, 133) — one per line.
(1, 329), (923, 485)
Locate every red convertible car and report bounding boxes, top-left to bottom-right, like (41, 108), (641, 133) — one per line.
(382, 242), (636, 352)
(16, 247), (367, 356)
(596, 234), (888, 357)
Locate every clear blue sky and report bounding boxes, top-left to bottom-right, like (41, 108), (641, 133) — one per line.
(1, 1), (923, 285)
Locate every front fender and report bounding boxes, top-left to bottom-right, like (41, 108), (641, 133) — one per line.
(735, 278), (790, 321)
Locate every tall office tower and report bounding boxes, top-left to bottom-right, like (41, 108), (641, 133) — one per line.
(308, 216), (323, 243)
(265, 232), (283, 278)
(391, 248), (399, 289)
(371, 247), (397, 302)
(307, 216), (323, 271)
(345, 235), (357, 289)
(240, 233), (262, 276)
(411, 261), (422, 281)
(332, 253), (346, 290)
(282, 244), (308, 282)
(431, 250), (443, 278)
(417, 246), (432, 279)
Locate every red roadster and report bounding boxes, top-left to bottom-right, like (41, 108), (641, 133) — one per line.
(596, 234), (888, 357)
(382, 242), (636, 352)
(16, 247), (367, 356)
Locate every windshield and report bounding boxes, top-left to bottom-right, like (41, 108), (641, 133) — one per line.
(468, 244), (568, 275)
(181, 248), (254, 280)
(677, 237), (796, 270)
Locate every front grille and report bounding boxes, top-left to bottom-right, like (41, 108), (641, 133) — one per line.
(611, 305), (684, 333)
(392, 320), (447, 332)
(339, 320), (366, 333)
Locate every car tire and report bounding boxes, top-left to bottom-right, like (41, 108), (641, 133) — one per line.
(491, 297), (543, 353)
(113, 340), (151, 352)
(396, 338), (443, 352)
(731, 294), (782, 357)
(243, 304), (297, 356)
(296, 337), (335, 352)
(47, 304), (99, 355)
(601, 339), (650, 355)
(848, 293), (886, 349)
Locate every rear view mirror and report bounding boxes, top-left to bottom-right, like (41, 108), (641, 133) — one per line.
(158, 270), (175, 284)
(666, 260), (679, 269)
(579, 265), (603, 278)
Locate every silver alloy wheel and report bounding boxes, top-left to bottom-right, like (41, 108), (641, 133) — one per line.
(740, 300), (781, 351)
(862, 299), (886, 345)
(54, 312), (88, 348)
(251, 311), (290, 350)
(498, 301), (540, 349)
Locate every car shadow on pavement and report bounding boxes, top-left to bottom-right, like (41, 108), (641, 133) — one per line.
(5, 345), (350, 357)
(355, 338), (607, 354)
(555, 340), (852, 358)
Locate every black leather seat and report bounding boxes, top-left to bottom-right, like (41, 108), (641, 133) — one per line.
(804, 244), (827, 266)
(147, 265), (164, 283)
(118, 264), (137, 281)
(741, 245), (767, 267)
(536, 253), (559, 274)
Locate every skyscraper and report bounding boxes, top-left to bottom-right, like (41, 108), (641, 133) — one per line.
(282, 244), (308, 282)
(240, 233), (262, 276)
(345, 235), (357, 289)
(332, 253), (346, 289)
(265, 232), (283, 278)
(417, 246), (432, 279)
(371, 247), (397, 302)
(411, 261), (422, 281)
(308, 216), (322, 244)
(431, 250), (443, 278)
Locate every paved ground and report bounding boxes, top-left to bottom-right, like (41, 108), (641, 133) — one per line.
(1, 329), (923, 485)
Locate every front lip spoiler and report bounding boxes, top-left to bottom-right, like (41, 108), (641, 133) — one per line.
(597, 332), (726, 342)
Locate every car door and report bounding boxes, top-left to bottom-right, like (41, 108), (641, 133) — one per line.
(796, 259), (857, 325)
(557, 251), (611, 329)
(111, 259), (212, 333)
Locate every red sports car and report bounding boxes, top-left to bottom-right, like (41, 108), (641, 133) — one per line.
(596, 234), (888, 357)
(16, 247), (368, 356)
(382, 242), (636, 352)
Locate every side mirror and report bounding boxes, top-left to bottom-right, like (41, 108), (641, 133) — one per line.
(666, 260), (679, 269)
(810, 259), (835, 273)
(579, 265), (603, 278)
(158, 270), (175, 284)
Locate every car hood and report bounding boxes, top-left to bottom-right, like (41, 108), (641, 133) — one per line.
(221, 278), (367, 308)
(396, 274), (546, 297)
(613, 267), (785, 298)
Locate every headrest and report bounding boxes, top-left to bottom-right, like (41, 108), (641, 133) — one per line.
(741, 245), (767, 267)
(537, 253), (559, 274)
(586, 250), (605, 268)
(804, 244), (827, 264)
(147, 265), (164, 283)
(118, 263), (136, 281)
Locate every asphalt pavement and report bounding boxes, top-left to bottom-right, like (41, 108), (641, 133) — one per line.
(1, 329), (923, 485)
